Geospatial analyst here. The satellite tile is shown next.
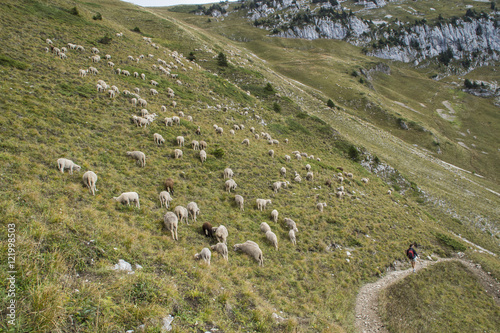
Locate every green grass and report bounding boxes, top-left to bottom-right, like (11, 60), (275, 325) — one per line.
(380, 261), (500, 333)
(0, 0), (498, 332)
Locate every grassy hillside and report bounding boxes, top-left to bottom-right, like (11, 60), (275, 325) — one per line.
(0, 0), (498, 332)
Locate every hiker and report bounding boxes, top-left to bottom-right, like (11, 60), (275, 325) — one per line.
(406, 243), (418, 272)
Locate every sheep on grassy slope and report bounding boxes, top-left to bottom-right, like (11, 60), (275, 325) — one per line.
(280, 167), (286, 177)
(199, 150), (207, 163)
(225, 179), (237, 193)
(306, 171), (313, 181)
(172, 116), (180, 125)
(57, 158), (81, 174)
(284, 218), (298, 232)
(268, 150), (274, 158)
(271, 209), (278, 223)
(159, 191), (173, 208)
(163, 211), (178, 241)
(127, 151), (146, 167)
(199, 140), (207, 150)
(165, 178), (174, 194)
(202, 222), (213, 238)
(265, 231), (278, 250)
(234, 195), (244, 211)
(234, 241), (263, 266)
(317, 202), (327, 212)
(224, 168), (234, 179)
(211, 243), (228, 261)
(187, 202), (200, 223)
(82, 171), (97, 196)
(256, 199), (271, 211)
(213, 225), (228, 244)
(191, 140), (199, 150)
(194, 248), (211, 265)
(241, 138), (250, 146)
(305, 164), (311, 172)
(113, 192), (140, 208)
(260, 222), (271, 233)
(289, 229), (296, 245)
(173, 149), (183, 159)
(153, 133), (165, 146)
(361, 178), (369, 184)
(272, 181), (287, 193)
(174, 205), (188, 225)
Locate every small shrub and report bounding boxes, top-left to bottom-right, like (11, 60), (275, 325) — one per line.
(69, 6), (79, 16)
(187, 52), (196, 62)
(92, 12), (102, 20)
(264, 82), (274, 92)
(132, 27), (141, 33)
(217, 52), (228, 67)
(0, 54), (30, 70)
(435, 233), (467, 251)
(327, 99), (335, 108)
(211, 147), (225, 159)
(351, 70), (358, 77)
(348, 145), (360, 162)
(273, 102), (281, 113)
(97, 34), (112, 45)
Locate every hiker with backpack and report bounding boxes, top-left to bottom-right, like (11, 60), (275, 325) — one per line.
(406, 243), (418, 272)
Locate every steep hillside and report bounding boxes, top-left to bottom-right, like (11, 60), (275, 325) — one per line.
(0, 0), (499, 332)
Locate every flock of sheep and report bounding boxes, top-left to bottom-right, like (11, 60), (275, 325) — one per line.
(49, 32), (371, 267)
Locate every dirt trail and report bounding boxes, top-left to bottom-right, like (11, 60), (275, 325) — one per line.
(355, 258), (500, 333)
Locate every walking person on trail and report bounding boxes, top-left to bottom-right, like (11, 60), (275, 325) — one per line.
(406, 243), (418, 273)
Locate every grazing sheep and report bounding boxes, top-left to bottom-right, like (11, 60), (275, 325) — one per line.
(57, 158), (81, 174)
(271, 209), (278, 223)
(164, 117), (173, 126)
(153, 133), (165, 146)
(199, 140), (207, 150)
(361, 178), (369, 184)
(338, 177), (344, 184)
(336, 191), (345, 199)
(254, 134), (260, 140)
(163, 212), (178, 241)
(325, 179), (332, 188)
(78, 69), (88, 77)
(194, 248), (211, 265)
(230, 129), (235, 136)
(285, 155), (291, 162)
(174, 206), (189, 225)
(256, 199), (272, 211)
(241, 138), (250, 146)
(159, 191), (173, 208)
(195, 126), (201, 135)
(289, 229), (296, 245)
(294, 174), (302, 183)
(131, 98), (138, 107)
(211, 243), (229, 261)
(216, 127), (223, 135)
(280, 167), (287, 178)
(191, 140), (199, 150)
(138, 98), (147, 107)
(268, 150), (274, 158)
(202, 222), (213, 238)
(272, 181), (287, 193)
(225, 179), (237, 193)
(284, 218), (298, 232)
(345, 172), (354, 179)
(172, 116), (180, 125)
(160, 105), (167, 113)
(165, 178), (174, 194)
(150, 88), (158, 96)
(82, 171), (97, 196)
(284, 138), (289, 144)
(186, 116), (193, 122)
(199, 150), (207, 163)
(224, 168), (234, 179)
(234, 241), (263, 266)
(213, 225), (228, 244)
(295, 153), (302, 161)
(317, 202), (327, 212)
(306, 171), (313, 181)
(187, 202), (200, 223)
(265, 231), (278, 250)
(305, 164), (311, 172)
(173, 149), (183, 159)
(260, 222), (271, 233)
(387, 189), (392, 195)
(113, 192), (140, 208)
(126, 151), (146, 167)
(140, 109), (149, 117)
(234, 195), (244, 211)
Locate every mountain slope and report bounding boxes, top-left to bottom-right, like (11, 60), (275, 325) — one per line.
(0, 0), (498, 332)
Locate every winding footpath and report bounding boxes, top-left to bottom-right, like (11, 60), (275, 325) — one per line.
(355, 258), (500, 333)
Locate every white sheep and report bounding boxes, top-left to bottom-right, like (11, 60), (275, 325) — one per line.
(265, 231), (278, 250)
(284, 155), (291, 162)
(108, 90), (116, 99)
(272, 181), (287, 193)
(268, 150), (274, 158)
(271, 209), (278, 223)
(361, 178), (369, 184)
(234, 195), (244, 211)
(153, 133), (165, 145)
(280, 167), (286, 177)
(78, 69), (88, 77)
(199, 150), (207, 163)
(216, 127), (223, 135)
(336, 191), (345, 199)
(260, 222), (271, 233)
(88, 66), (98, 75)
(284, 218), (298, 232)
(174, 205), (189, 224)
(176, 136), (184, 147)
(126, 151), (146, 167)
(199, 141), (207, 150)
(224, 168), (234, 179)
(138, 98), (147, 107)
(173, 149), (183, 159)
(211, 243), (229, 261)
(256, 199), (272, 211)
(113, 192), (140, 208)
(141, 73), (146, 80)
(187, 202), (200, 223)
(234, 241), (263, 266)
(57, 158), (81, 174)
(160, 105), (167, 112)
(159, 191), (173, 208)
(306, 171), (313, 181)
(254, 134), (260, 140)
(163, 211), (178, 241)
(194, 248), (211, 265)
(191, 140), (199, 150)
(225, 179), (237, 193)
(172, 116), (180, 125)
(289, 229), (296, 245)
(316, 202), (327, 212)
(305, 164), (311, 172)
(150, 89), (158, 96)
(213, 225), (228, 244)
(230, 129), (235, 136)
(82, 171), (97, 196)
(164, 117), (173, 126)
(241, 138), (250, 146)
(131, 98), (138, 107)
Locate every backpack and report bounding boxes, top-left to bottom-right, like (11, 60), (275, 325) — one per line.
(407, 248), (416, 259)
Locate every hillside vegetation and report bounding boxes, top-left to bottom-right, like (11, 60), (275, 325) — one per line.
(0, 0), (498, 332)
